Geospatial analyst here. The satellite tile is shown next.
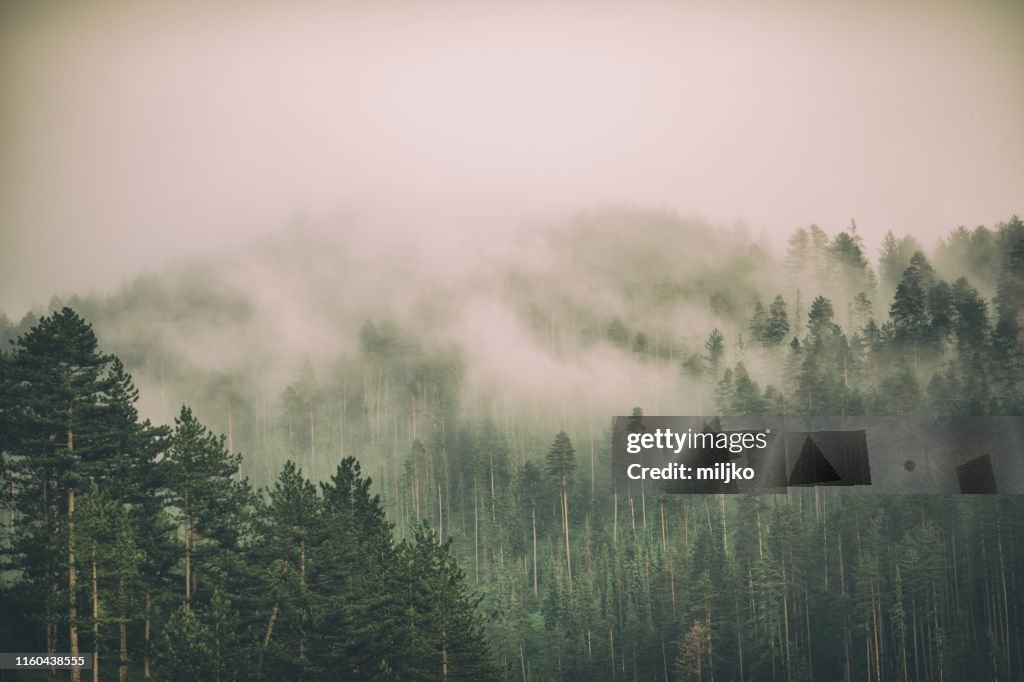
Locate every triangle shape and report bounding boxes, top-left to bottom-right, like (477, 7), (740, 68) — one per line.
(787, 436), (842, 486)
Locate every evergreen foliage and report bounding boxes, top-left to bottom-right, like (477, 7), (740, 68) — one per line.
(3, 215), (1024, 681)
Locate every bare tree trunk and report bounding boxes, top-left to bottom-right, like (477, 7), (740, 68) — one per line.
(46, 496), (57, 654)
(737, 600), (745, 682)
(339, 385), (346, 459)
(609, 624), (615, 679)
(67, 409), (81, 681)
(309, 407), (316, 478)
(144, 592), (152, 678)
(119, 577), (128, 682)
(532, 506), (538, 596)
(782, 560), (791, 680)
(184, 491), (192, 612)
(300, 539), (307, 660)
(871, 584), (882, 682)
(474, 481), (479, 584)
(613, 493), (618, 546)
(561, 479), (572, 586)
(441, 626), (449, 682)
(92, 552), (99, 682)
(998, 520), (1011, 680)
(226, 398), (234, 458)
(260, 602), (279, 676)
(590, 423), (596, 497)
(69, 487), (81, 682)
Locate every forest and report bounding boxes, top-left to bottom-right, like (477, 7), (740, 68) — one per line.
(2, 210), (1024, 681)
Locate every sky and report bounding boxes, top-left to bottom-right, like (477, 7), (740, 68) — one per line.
(1, 0), (1022, 318)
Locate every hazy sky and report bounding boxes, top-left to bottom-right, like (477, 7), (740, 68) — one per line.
(2, 0), (1022, 317)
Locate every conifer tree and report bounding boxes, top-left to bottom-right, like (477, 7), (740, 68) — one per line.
(164, 406), (252, 613)
(730, 363), (767, 416)
(879, 231), (923, 297)
(1, 307), (123, 675)
(890, 252), (937, 365)
(254, 460), (320, 678)
(151, 605), (216, 682)
(399, 522), (499, 681)
(784, 227), (810, 277)
(992, 219), (1024, 409)
(806, 296), (837, 341)
(748, 301), (767, 345)
(762, 295), (790, 347)
(703, 329), (725, 378)
(311, 457), (400, 676)
(546, 432), (576, 586)
(607, 318), (630, 350)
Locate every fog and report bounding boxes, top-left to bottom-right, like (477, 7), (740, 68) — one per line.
(1, 0), (1022, 460)
(2, 0), (1022, 318)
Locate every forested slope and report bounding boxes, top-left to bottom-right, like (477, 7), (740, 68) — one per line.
(3, 210), (1024, 680)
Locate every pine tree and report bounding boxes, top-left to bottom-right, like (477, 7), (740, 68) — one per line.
(607, 318), (630, 350)
(927, 280), (955, 349)
(748, 302), (767, 346)
(399, 522), (500, 681)
(828, 228), (875, 298)
(546, 432), (576, 586)
(703, 330), (725, 378)
(1, 307), (124, 675)
(76, 489), (145, 682)
(254, 460), (321, 679)
(633, 332), (649, 358)
(518, 462), (544, 596)
(873, 363), (921, 416)
(163, 406), (252, 614)
(853, 291), (873, 331)
(763, 295), (790, 347)
(311, 457), (401, 676)
(879, 231), (923, 297)
(890, 252), (937, 366)
(715, 369), (734, 414)
(992, 219), (1024, 409)
(730, 363), (767, 415)
(626, 406), (646, 435)
(151, 605), (216, 682)
(951, 278), (989, 354)
(994, 216), (1024, 325)
(806, 296), (837, 341)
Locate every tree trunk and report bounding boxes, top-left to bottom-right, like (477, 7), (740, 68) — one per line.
(474, 480), (479, 584)
(609, 624), (615, 679)
(300, 539), (307, 660)
(309, 407), (315, 478)
(67, 404), (82, 681)
(184, 491), (192, 611)
(119, 577), (128, 682)
(92, 552), (99, 682)
(144, 592), (152, 678)
(561, 479), (572, 586)
(69, 487), (81, 682)
(613, 493), (618, 546)
(532, 506), (538, 596)
(45, 473), (56, 656)
(590, 424), (595, 497)
(441, 625), (449, 682)
(260, 602), (279, 675)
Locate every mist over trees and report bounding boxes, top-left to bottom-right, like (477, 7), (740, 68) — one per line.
(2, 210), (1024, 680)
